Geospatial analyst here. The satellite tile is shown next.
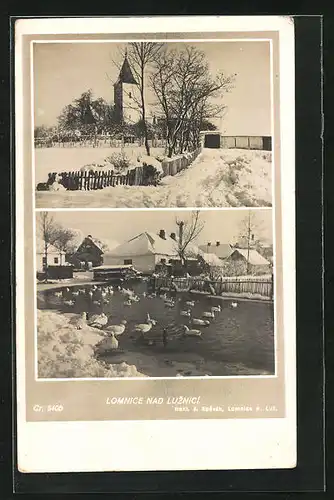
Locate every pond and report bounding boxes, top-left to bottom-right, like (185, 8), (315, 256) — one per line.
(37, 281), (275, 377)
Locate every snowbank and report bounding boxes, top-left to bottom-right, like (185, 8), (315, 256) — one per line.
(36, 148), (272, 208)
(37, 309), (146, 378)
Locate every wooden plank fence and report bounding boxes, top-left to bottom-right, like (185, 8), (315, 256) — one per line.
(45, 168), (143, 191)
(151, 276), (274, 299)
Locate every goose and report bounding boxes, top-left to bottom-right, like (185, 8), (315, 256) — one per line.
(108, 290), (114, 296)
(88, 290), (94, 298)
(78, 288), (86, 294)
(182, 325), (202, 337)
(87, 312), (109, 328)
(104, 320), (127, 336)
(164, 297), (174, 304)
(65, 287), (70, 293)
(202, 310), (215, 319)
(185, 300), (195, 307)
(124, 299), (132, 306)
(192, 318), (210, 326)
(102, 298), (110, 304)
(131, 295), (140, 303)
(63, 299), (75, 307)
(146, 313), (157, 326)
(54, 291), (62, 298)
(93, 300), (102, 306)
(180, 309), (191, 317)
(142, 292), (147, 298)
(134, 320), (154, 335)
(69, 312), (87, 329)
(97, 333), (119, 353)
(159, 293), (167, 300)
(72, 290), (79, 297)
(231, 301), (238, 308)
(211, 305), (221, 312)
(165, 301), (175, 308)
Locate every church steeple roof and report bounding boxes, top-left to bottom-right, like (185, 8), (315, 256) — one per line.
(117, 53), (137, 85)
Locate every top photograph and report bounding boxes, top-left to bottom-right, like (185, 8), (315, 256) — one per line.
(33, 39), (275, 209)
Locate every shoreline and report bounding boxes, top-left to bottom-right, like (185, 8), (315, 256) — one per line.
(37, 279), (273, 304)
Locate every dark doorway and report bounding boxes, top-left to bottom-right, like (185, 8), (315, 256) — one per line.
(262, 136), (272, 151)
(204, 133), (221, 148)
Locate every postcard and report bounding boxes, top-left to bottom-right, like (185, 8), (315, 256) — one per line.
(15, 15), (296, 473)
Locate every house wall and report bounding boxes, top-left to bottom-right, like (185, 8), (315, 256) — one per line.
(104, 254), (156, 273)
(104, 253), (178, 274)
(219, 136), (270, 150)
(36, 251), (63, 272)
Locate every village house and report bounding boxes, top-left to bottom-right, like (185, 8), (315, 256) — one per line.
(35, 237), (66, 272)
(225, 248), (271, 275)
(70, 235), (119, 269)
(198, 242), (234, 260)
(102, 230), (179, 274)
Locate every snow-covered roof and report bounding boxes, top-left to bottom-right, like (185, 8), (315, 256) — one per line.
(76, 236), (119, 254)
(229, 248), (270, 266)
(200, 252), (224, 266)
(198, 243), (233, 260)
(104, 232), (179, 260)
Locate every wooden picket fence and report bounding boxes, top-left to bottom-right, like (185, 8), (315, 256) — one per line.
(45, 167), (149, 191)
(151, 276), (274, 299)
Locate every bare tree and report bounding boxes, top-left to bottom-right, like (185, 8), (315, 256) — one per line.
(235, 211), (265, 274)
(52, 226), (77, 265)
(109, 43), (164, 154)
(126, 43), (164, 155)
(150, 45), (236, 157)
(175, 210), (204, 268)
(38, 212), (58, 278)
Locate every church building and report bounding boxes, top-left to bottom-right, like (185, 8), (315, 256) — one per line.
(113, 53), (141, 125)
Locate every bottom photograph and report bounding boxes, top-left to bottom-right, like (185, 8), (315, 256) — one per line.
(36, 208), (274, 379)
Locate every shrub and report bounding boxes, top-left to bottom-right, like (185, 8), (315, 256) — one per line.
(104, 152), (132, 173)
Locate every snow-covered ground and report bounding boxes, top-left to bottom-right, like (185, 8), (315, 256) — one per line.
(35, 147), (272, 208)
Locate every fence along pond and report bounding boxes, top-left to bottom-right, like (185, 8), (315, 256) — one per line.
(152, 276), (274, 299)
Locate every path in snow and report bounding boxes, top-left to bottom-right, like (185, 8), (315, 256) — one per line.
(35, 148), (272, 208)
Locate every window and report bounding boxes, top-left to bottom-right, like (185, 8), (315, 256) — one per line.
(129, 92), (132, 98)
(54, 257), (59, 264)
(161, 258), (166, 264)
(42, 257), (47, 264)
(124, 259), (132, 265)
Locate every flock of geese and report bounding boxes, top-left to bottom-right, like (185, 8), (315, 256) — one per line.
(52, 284), (239, 350)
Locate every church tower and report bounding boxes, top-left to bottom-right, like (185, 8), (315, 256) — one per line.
(113, 52), (140, 125)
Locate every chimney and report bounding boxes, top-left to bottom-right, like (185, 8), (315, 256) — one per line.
(170, 232), (176, 241)
(216, 241), (220, 247)
(159, 229), (166, 240)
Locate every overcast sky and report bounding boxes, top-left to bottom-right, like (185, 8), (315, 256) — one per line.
(37, 209), (273, 247)
(33, 40), (272, 136)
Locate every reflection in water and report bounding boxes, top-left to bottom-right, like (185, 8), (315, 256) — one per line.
(37, 281), (275, 377)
